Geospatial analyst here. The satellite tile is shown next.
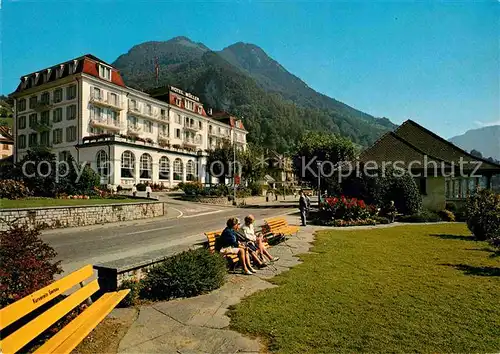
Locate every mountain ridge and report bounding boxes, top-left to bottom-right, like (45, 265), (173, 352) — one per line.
(449, 125), (500, 160)
(112, 36), (396, 151)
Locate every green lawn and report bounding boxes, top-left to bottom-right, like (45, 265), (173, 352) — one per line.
(229, 224), (500, 353)
(0, 198), (141, 209)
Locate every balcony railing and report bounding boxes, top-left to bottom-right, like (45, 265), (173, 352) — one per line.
(33, 100), (54, 112)
(183, 137), (202, 147)
(90, 95), (123, 110)
(158, 132), (170, 143)
(90, 118), (124, 131)
(127, 124), (142, 136)
(128, 107), (159, 120)
(184, 122), (200, 132)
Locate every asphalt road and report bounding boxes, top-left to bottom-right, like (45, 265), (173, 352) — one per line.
(41, 196), (299, 274)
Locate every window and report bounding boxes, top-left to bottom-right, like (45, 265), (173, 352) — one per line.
(161, 109), (166, 117)
(93, 87), (101, 99)
(161, 124), (169, 135)
(96, 150), (109, 176)
(186, 160), (196, 181)
(144, 120), (153, 133)
(99, 65), (111, 80)
(146, 104), (152, 115)
(109, 93), (118, 106)
(66, 85), (76, 100)
(197, 106), (202, 114)
(59, 151), (70, 161)
(121, 151), (135, 178)
(29, 96), (38, 109)
(40, 131), (50, 146)
(175, 98), (181, 106)
(175, 129), (181, 138)
(29, 113), (37, 128)
(127, 116), (138, 127)
(18, 116), (26, 129)
(29, 133), (37, 147)
(110, 110), (118, 122)
(175, 114), (181, 124)
(159, 156), (170, 180)
(40, 111), (50, 125)
(173, 158), (183, 181)
(66, 105), (76, 120)
(53, 128), (63, 144)
(54, 88), (63, 103)
(18, 99), (26, 112)
(140, 153), (152, 179)
(130, 99), (137, 110)
(41, 92), (50, 104)
(53, 108), (63, 123)
(185, 100), (194, 111)
(198, 121), (202, 130)
(66, 126), (76, 142)
(18, 135), (26, 149)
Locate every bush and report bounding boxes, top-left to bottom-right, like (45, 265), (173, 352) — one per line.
(178, 181), (204, 195)
(398, 209), (441, 223)
(136, 183), (147, 192)
(118, 279), (143, 307)
(248, 182), (263, 196)
(379, 168), (422, 215)
(445, 202), (457, 212)
(236, 187), (251, 198)
(373, 216), (391, 224)
(438, 209), (456, 222)
(466, 189), (500, 241)
(142, 248), (226, 301)
(322, 196), (371, 222)
(0, 224), (62, 308)
(0, 179), (30, 199)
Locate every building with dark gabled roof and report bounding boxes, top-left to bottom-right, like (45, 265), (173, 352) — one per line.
(358, 119), (500, 211)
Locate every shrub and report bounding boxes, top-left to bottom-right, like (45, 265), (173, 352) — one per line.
(248, 182), (263, 196)
(322, 196), (371, 222)
(178, 181), (204, 195)
(445, 202), (457, 212)
(466, 189), (500, 241)
(0, 179), (30, 199)
(142, 248), (226, 301)
(398, 209), (441, 223)
(118, 279), (143, 307)
(438, 209), (455, 222)
(136, 183), (147, 192)
(373, 216), (391, 224)
(379, 168), (422, 215)
(0, 224), (62, 308)
(236, 187), (252, 198)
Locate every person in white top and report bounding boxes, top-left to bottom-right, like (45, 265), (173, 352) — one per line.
(146, 184), (152, 198)
(241, 215), (279, 263)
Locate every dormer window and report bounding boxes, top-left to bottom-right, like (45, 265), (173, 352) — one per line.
(185, 100), (194, 111)
(197, 106), (202, 114)
(57, 64), (65, 79)
(175, 98), (181, 107)
(98, 65), (112, 81)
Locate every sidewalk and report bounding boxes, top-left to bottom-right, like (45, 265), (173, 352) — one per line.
(110, 215), (316, 354)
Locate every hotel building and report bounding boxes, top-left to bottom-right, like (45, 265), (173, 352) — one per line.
(10, 54), (247, 187)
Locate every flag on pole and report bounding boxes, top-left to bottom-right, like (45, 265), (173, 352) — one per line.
(154, 57), (159, 86)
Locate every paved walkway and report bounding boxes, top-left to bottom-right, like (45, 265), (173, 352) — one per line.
(111, 215), (316, 354)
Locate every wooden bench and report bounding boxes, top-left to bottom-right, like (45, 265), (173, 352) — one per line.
(204, 230), (239, 269)
(263, 216), (300, 241)
(0, 265), (129, 354)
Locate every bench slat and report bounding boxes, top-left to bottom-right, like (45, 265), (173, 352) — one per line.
(46, 290), (129, 354)
(2, 279), (99, 354)
(32, 292), (115, 354)
(0, 265), (94, 330)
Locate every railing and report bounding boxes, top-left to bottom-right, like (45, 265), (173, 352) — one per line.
(90, 118), (124, 131)
(183, 137), (202, 146)
(128, 107), (159, 119)
(90, 95), (123, 110)
(184, 122), (200, 131)
(158, 132), (170, 142)
(127, 124), (142, 135)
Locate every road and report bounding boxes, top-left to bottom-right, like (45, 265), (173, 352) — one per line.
(41, 196), (300, 274)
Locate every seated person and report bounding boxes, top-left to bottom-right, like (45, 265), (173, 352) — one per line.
(234, 219), (267, 269)
(241, 215), (279, 263)
(383, 200), (397, 223)
(216, 217), (255, 275)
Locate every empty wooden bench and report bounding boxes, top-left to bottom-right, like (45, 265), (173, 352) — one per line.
(0, 265), (129, 354)
(263, 216), (300, 240)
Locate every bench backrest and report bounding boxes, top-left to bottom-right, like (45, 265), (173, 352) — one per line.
(265, 217), (289, 230)
(0, 265), (96, 354)
(204, 230), (223, 253)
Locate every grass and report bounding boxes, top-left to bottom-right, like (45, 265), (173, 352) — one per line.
(1, 198), (141, 209)
(229, 224), (500, 353)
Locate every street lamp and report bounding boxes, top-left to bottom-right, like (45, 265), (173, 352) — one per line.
(316, 160), (322, 207)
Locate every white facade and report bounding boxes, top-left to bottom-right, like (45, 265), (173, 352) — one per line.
(12, 55), (247, 187)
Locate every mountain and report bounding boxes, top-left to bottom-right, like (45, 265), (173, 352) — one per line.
(449, 125), (500, 160)
(112, 37), (396, 152)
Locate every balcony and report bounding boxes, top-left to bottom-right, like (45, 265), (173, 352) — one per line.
(33, 100), (53, 112)
(184, 122), (200, 132)
(90, 95), (123, 111)
(90, 118), (124, 132)
(183, 137), (202, 148)
(128, 107), (159, 120)
(127, 124), (142, 136)
(158, 132), (170, 144)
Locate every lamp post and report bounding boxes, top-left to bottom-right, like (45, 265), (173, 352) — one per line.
(233, 128), (237, 205)
(316, 160), (322, 207)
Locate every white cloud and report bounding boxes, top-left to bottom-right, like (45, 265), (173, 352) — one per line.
(474, 119), (500, 127)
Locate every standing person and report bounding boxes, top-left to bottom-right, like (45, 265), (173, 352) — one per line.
(305, 192), (311, 218)
(146, 184), (152, 198)
(132, 184), (137, 197)
(299, 190), (308, 226)
(241, 215), (279, 263)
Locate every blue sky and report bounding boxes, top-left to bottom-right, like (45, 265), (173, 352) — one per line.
(1, 0), (498, 139)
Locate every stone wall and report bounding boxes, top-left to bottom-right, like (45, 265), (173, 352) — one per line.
(0, 202), (165, 231)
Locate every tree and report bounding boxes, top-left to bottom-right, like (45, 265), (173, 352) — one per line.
(470, 149), (483, 158)
(292, 131), (357, 192)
